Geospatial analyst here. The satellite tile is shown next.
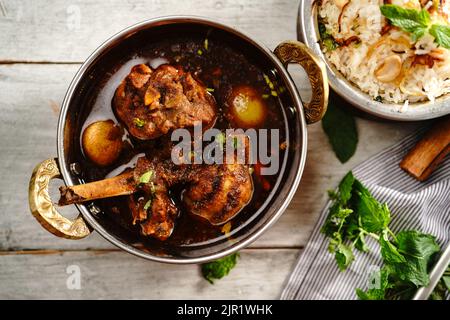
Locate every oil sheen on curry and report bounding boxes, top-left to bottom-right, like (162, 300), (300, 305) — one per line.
(59, 34), (288, 246)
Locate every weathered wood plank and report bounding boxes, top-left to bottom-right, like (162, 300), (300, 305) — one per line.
(0, 248), (298, 299)
(0, 0), (298, 63)
(0, 63), (421, 250)
(0, 63), (113, 250)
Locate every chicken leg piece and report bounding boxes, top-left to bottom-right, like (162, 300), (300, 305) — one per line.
(58, 139), (254, 240)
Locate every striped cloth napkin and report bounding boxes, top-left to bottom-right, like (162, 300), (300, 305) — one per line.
(281, 127), (450, 300)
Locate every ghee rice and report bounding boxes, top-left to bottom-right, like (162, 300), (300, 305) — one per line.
(318, 0), (450, 107)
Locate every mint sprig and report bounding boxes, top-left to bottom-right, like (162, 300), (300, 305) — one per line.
(322, 171), (441, 299)
(380, 4), (450, 49)
(380, 5), (430, 41)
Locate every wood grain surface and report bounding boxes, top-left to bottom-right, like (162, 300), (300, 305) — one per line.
(0, 0), (422, 299)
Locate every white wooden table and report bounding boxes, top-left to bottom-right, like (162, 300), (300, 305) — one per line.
(0, 0), (422, 299)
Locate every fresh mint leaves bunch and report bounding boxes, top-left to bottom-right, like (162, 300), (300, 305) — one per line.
(381, 4), (450, 49)
(322, 171), (441, 299)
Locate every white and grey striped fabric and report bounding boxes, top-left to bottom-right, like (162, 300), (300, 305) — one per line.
(281, 127), (450, 300)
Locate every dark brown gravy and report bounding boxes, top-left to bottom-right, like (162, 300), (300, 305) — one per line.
(75, 34), (288, 247)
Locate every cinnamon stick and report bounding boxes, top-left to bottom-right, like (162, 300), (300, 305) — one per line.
(400, 116), (450, 181)
(58, 171), (137, 206)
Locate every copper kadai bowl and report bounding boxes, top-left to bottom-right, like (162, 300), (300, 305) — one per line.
(28, 16), (329, 264)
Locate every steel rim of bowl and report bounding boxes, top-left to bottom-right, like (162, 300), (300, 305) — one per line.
(298, 0), (450, 121)
(57, 15), (308, 264)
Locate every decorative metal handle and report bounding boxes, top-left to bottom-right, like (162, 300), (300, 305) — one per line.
(28, 158), (91, 239)
(274, 40), (329, 124)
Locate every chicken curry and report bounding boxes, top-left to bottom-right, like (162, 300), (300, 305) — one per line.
(59, 34), (288, 246)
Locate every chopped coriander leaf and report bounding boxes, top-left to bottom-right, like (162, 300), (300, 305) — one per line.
(318, 22), (327, 38)
(215, 132), (225, 148)
(206, 87), (215, 92)
(202, 253), (239, 284)
(150, 182), (156, 193)
(318, 21), (340, 51)
(204, 38), (209, 51)
(374, 95), (383, 103)
(262, 94), (270, 99)
(232, 136), (240, 149)
(263, 73), (277, 93)
(133, 117), (145, 128)
(323, 38), (338, 51)
(197, 49), (203, 55)
(139, 170), (154, 184)
(143, 199), (152, 211)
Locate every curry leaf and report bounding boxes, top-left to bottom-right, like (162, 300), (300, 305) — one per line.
(139, 170), (154, 184)
(322, 98), (358, 163)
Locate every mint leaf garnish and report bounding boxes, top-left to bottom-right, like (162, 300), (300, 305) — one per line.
(430, 24), (450, 49)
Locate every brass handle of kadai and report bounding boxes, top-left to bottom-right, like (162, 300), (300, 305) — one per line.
(28, 158), (91, 239)
(274, 41), (329, 124)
